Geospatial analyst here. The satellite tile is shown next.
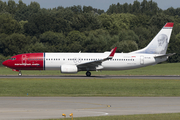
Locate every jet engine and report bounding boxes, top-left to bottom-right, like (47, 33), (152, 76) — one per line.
(60, 64), (78, 74)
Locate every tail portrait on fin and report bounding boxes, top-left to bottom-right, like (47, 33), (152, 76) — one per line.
(131, 22), (174, 54)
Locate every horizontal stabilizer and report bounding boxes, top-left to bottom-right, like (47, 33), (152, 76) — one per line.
(154, 53), (176, 58)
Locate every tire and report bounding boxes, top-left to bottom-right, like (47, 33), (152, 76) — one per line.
(18, 73), (22, 76)
(86, 71), (91, 77)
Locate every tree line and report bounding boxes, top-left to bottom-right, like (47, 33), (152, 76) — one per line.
(0, 0), (180, 63)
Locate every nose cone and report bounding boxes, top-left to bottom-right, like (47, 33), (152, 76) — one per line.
(2, 60), (8, 67)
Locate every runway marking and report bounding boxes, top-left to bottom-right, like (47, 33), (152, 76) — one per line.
(75, 111), (109, 117)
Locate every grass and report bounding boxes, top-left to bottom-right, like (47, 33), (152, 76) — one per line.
(1, 63), (180, 76)
(1, 78), (180, 97)
(1, 63), (180, 120)
(43, 113), (180, 120)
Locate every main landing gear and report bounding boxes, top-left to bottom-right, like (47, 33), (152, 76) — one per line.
(86, 71), (91, 77)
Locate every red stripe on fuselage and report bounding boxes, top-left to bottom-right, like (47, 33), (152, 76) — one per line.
(7, 53), (44, 70)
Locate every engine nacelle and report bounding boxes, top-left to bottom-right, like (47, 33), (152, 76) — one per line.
(60, 64), (78, 74)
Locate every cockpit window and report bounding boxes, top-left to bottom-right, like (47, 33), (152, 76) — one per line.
(10, 58), (16, 60)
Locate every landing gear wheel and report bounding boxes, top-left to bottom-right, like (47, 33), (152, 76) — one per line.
(18, 72), (22, 76)
(86, 71), (91, 77)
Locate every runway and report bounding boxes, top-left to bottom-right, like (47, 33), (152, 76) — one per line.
(0, 75), (180, 79)
(1, 97), (180, 120)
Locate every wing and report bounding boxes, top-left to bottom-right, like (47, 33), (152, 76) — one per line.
(77, 47), (117, 71)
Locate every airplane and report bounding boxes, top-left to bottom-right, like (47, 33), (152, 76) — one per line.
(2, 22), (175, 77)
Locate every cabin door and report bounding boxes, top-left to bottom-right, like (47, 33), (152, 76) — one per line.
(22, 55), (26, 65)
(140, 56), (144, 65)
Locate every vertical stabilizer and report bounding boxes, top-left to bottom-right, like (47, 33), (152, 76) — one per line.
(130, 23), (174, 54)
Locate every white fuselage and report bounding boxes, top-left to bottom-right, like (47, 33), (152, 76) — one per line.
(44, 52), (167, 71)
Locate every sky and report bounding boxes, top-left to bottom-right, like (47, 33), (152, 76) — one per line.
(2, 0), (180, 11)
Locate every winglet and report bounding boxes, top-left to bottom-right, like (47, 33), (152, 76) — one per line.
(108, 47), (117, 58)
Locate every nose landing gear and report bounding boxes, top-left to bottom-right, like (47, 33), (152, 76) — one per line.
(12, 69), (22, 76)
(18, 71), (22, 76)
(86, 71), (91, 77)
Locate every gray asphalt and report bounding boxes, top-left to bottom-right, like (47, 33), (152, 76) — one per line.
(1, 97), (180, 120)
(0, 75), (180, 79)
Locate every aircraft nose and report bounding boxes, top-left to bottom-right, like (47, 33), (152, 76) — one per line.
(2, 60), (8, 67)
